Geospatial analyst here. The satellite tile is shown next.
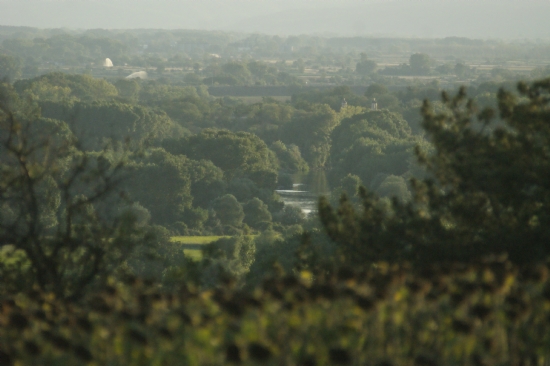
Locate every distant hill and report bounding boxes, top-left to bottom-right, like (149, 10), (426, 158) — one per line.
(0, 0), (548, 39)
(225, 0), (550, 39)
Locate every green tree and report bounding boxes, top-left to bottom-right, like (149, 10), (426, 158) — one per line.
(200, 235), (255, 287)
(0, 85), (144, 299)
(374, 175), (411, 201)
(274, 205), (305, 226)
(124, 148), (223, 229)
(329, 109), (417, 187)
(409, 53), (431, 75)
(0, 54), (22, 81)
(113, 78), (141, 101)
(270, 141), (309, 172)
(212, 194), (245, 228)
(39, 100), (184, 151)
(243, 198), (272, 230)
(15, 72), (118, 102)
(355, 53), (377, 75)
(365, 83), (388, 98)
(356, 59), (377, 75)
(280, 104), (341, 168)
(319, 78), (550, 266)
(164, 129), (279, 188)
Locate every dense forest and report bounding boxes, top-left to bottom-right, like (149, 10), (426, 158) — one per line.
(1, 28), (550, 365)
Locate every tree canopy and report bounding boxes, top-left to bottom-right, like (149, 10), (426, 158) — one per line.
(319, 78), (550, 266)
(163, 128), (279, 189)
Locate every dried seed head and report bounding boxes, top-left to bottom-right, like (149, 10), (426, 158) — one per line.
(24, 341), (40, 356)
(248, 343), (271, 362)
(225, 343), (241, 364)
(452, 319), (473, 334)
(73, 345), (93, 362)
(8, 313), (29, 330)
(328, 348), (351, 365)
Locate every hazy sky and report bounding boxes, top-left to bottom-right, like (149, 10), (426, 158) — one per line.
(1, 0), (549, 39)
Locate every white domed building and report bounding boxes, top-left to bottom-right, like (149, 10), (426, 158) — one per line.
(102, 58), (114, 67)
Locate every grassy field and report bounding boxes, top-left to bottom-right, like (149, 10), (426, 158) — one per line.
(171, 236), (258, 261)
(171, 236), (225, 261)
(171, 236), (227, 244)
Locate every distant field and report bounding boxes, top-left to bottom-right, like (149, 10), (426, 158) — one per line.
(235, 96), (291, 104)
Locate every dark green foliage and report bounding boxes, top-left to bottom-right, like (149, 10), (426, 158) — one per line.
(331, 174), (363, 205)
(39, 100), (184, 150)
(229, 102), (295, 144)
(320, 78), (550, 265)
(211, 194), (245, 228)
(243, 198), (272, 230)
(277, 173), (293, 189)
(0, 54), (22, 81)
(291, 86), (368, 112)
(163, 128), (279, 188)
(137, 82), (203, 105)
(374, 175), (411, 202)
(270, 141), (309, 173)
(113, 78), (141, 102)
(124, 225), (185, 281)
(274, 205), (306, 226)
(279, 104), (340, 168)
(201, 235), (256, 286)
(0, 87), (145, 299)
(329, 109), (418, 187)
(14, 72), (118, 101)
(365, 83), (388, 98)
(123, 148), (224, 228)
(246, 230), (299, 285)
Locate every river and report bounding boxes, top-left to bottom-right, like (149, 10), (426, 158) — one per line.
(275, 171), (330, 215)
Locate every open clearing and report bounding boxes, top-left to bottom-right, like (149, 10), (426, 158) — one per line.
(171, 236), (227, 244)
(170, 236), (259, 261)
(171, 236), (226, 261)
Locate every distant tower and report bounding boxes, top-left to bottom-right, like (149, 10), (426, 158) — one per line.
(341, 98), (348, 109)
(371, 98), (378, 111)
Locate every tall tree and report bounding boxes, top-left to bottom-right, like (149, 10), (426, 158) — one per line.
(0, 85), (144, 299)
(319, 78), (550, 265)
(409, 53), (431, 75)
(0, 54), (22, 81)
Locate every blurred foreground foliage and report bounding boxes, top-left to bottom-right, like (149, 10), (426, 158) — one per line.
(2, 258), (550, 365)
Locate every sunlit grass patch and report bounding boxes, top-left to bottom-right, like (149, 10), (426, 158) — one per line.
(171, 236), (227, 244)
(183, 249), (203, 261)
(171, 236), (258, 261)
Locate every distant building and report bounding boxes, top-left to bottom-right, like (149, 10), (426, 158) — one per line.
(102, 58), (113, 67)
(371, 98), (378, 111)
(341, 98), (348, 109)
(126, 71), (148, 79)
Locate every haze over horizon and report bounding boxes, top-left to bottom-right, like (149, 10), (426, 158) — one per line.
(0, 0), (549, 39)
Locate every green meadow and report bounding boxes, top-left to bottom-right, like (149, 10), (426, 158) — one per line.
(170, 236), (258, 260)
(170, 236), (224, 260)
